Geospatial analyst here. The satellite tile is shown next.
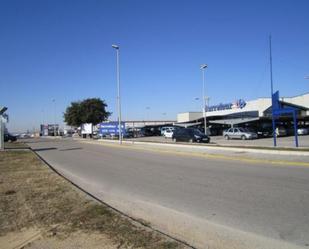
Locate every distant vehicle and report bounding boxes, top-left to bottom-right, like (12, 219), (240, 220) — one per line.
(172, 128), (210, 143)
(81, 123), (93, 138)
(297, 127), (309, 135)
(163, 129), (174, 138)
(256, 123), (273, 138)
(141, 126), (161, 136)
(257, 128), (271, 138)
(275, 127), (287, 137)
(4, 133), (17, 142)
(132, 128), (145, 137)
(124, 128), (135, 138)
(161, 126), (175, 136)
(20, 133), (30, 139)
(223, 128), (258, 140)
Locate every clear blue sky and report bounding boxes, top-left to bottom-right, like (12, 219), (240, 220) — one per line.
(1, 0), (309, 132)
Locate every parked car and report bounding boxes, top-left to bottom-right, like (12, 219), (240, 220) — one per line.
(161, 126), (175, 136)
(275, 127), (287, 137)
(141, 127), (161, 136)
(297, 127), (309, 135)
(172, 128), (210, 143)
(256, 129), (271, 138)
(223, 128), (258, 140)
(163, 129), (174, 138)
(124, 128), (135, 138)
(4, 133), (17, 142)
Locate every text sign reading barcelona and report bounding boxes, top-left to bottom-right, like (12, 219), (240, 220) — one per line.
(207, 99), (246, 112)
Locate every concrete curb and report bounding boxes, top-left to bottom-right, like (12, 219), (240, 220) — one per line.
(75, 138), (309, 156)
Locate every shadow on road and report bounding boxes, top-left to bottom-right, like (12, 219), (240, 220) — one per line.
(33, 147), (58, 152)
(24, 140), (62, 144)
(59, 147), (83, 152)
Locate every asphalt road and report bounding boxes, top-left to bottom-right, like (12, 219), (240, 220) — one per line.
(26, 138), (309, 249)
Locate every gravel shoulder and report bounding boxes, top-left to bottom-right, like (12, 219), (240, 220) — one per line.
(0, 149), (185, 249)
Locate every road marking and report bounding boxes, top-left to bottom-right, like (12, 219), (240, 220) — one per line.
(80, 140), (309, 168)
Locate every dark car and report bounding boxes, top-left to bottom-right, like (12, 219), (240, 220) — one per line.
(4, 133), (17, 142)
(172, 128), (210, 143)
(257, 128), (271, 138)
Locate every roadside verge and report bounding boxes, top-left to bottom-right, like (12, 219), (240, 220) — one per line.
(0, 149), (188, 249)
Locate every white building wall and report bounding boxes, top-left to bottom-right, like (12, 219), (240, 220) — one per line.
(177, 112), (203, 123)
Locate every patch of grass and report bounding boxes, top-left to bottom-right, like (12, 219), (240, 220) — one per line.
(0, 151), (185, 249)
(4, 141), (29, 149)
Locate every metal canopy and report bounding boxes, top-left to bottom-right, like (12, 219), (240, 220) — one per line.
(174, 122), (202, 128)
(209, 117), (260, 126)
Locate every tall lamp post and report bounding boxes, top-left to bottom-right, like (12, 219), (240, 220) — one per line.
(200, 64), (208, 135)
(112, 44), (122, 144)
(52, 99), (56, 136)
(269, 35), (277, 147)
(0, 106), (8, 151)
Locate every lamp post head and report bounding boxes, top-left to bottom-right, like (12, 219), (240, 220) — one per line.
(200, 64), (208, 70)
(112, 44), (119, 49)
(0, 106), (8, 115)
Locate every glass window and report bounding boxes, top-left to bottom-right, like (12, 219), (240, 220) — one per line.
(193, 129), (204, 136)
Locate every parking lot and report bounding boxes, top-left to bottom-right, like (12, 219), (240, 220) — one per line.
(127, 134), (309, 148)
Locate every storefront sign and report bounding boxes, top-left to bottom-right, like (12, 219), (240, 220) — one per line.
(207, 99), (246, 112)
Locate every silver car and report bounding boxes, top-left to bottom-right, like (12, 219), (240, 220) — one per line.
(223, 127), (258, 140)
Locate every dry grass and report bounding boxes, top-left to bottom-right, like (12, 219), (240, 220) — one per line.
(0, 150), (184, 249)
(3, 141), (29, 149)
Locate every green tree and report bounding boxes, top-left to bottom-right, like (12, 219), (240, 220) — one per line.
(64, 98), (111, 127)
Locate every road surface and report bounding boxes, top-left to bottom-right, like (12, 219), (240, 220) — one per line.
(26, 138), (309, 249)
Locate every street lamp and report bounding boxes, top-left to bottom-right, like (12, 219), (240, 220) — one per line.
(0, 106), (8, 150)
(200, 64), (208, 135)
(112, 44), (122, 144)
(52, 99), (56, 136)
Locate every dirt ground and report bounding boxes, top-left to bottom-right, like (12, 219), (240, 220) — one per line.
(0, 149), (185, 249)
